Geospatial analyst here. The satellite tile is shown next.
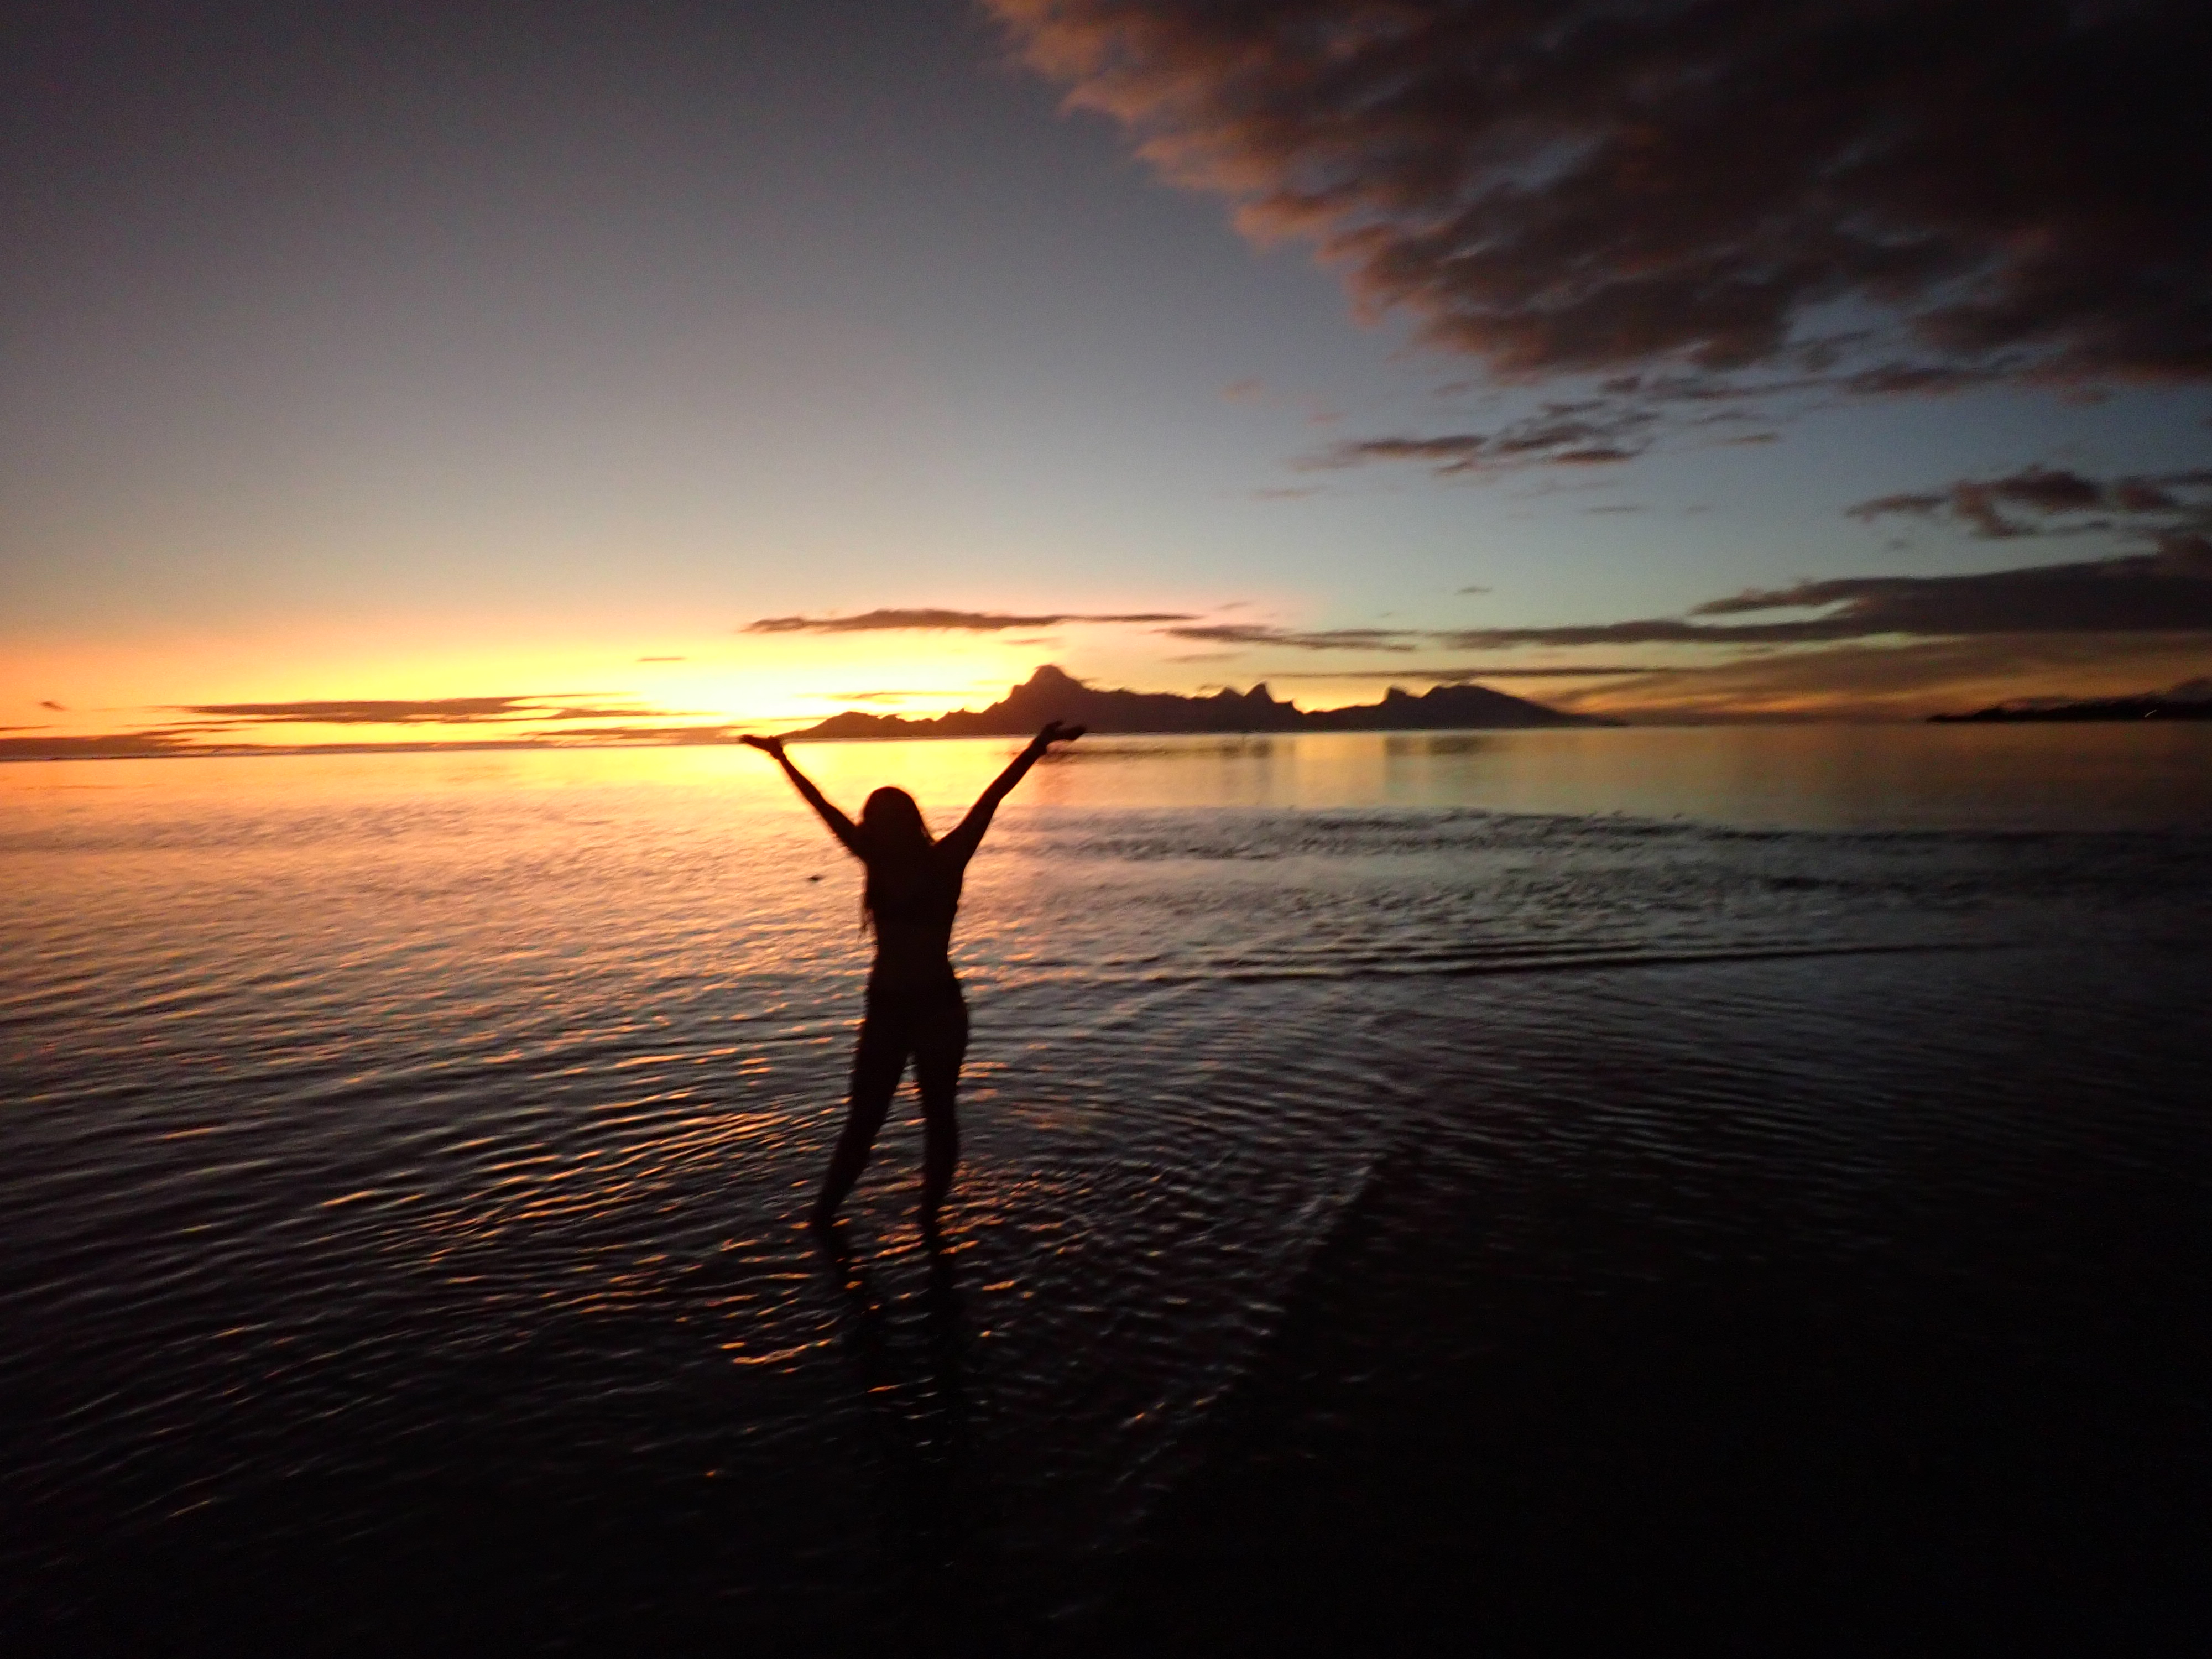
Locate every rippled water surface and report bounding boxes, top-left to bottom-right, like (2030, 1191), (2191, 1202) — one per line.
(5, 729), (2210, 1649)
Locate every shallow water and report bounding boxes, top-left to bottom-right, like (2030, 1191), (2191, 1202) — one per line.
(4, 729), (2210, 1648)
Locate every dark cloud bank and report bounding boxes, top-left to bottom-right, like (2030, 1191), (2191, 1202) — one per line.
(1444, 550), (2212, 650)
(1446, 479), (2212, 651)
(993, 0), (2211, 387)
(995, 1), (2211, 481)
(1446, 461), (2212, 712)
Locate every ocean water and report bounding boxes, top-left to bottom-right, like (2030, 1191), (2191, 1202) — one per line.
(4, 727), (2210, 1650)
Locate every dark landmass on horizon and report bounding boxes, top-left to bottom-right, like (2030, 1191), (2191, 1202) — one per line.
(785, 665), (1617, 740)
(0, 665), (1613, 761)
(1931, 680), (2212, 723)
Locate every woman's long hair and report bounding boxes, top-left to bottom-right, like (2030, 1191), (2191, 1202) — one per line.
(858, 786), (932, 930)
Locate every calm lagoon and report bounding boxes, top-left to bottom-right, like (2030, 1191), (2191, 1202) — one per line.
(4, 726), (2209, 1649)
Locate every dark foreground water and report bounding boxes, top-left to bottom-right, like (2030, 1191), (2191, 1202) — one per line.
(4, 729), (2210, 1653)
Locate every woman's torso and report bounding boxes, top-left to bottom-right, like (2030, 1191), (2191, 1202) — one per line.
(865, 847), (964, 995)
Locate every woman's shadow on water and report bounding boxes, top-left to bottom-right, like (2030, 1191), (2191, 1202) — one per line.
(813, 1227), (1009, 1653)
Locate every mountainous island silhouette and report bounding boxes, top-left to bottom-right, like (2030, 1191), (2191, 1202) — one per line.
(784, 665), (1619, 740)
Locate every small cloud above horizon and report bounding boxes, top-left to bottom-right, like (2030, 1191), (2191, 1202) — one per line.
(174, 696), (684, 725)
(1302, 403), (1655, 477)
(745, 607), (1196, 635)
(1162, 622), (1423, 653)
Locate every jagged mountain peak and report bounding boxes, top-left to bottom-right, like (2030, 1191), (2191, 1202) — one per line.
(1018, 664), (1086, 689)
(785, 662), (1617, 739)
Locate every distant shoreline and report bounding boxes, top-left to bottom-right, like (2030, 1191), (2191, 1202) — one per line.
(15, 714), (2212, 764)
(1929, 697), (2212, 723)
(2, 663), (1626, 761)
(1, 725), (1597, 764)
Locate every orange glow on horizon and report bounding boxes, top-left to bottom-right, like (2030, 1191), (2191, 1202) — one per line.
(13, 606), (2200, 755)
(0, 611), (1213, 749)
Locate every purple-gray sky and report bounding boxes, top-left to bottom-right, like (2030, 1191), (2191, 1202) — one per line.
(4, 0), (2208, 748)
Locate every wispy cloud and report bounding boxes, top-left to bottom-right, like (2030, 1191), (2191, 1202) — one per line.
(1438, 542), (2212, 649)
(1301, 404), (1656, 477)
(745, 607), (1193, 634)
(1161, 622), (1422, 653)
(175, 696), (687, 725)
(1, 712), (761, 761)
(1545, 634), (2212, 722)
(0, 729), (206, 760)
(1850, 465), (2212, 541)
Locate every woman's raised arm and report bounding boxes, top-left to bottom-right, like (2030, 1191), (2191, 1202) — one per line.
(941, 721), (1084, 864)
(741, 734), (865, 858)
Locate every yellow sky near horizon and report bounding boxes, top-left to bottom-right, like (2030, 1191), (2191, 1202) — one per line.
(2, 622), (1044, 741)
(9, 623), (2208, 758)
(1, 608), (1667, 749)
(9, 585), (2212, 760)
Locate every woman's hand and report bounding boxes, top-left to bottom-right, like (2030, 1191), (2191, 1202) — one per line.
(740, 733), (786, 758)
(948, 721), (1083, 857)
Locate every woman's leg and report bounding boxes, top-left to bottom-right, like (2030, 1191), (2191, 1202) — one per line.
(914, 997), (971, 1231)
(812, 1008), (907, 1226)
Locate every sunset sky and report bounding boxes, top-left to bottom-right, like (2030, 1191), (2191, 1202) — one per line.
(5, 0), (2209, 754)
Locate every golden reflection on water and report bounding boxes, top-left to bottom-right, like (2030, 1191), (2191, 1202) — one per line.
(4, 721), (2209, 1644)
(813, 723), (2207, 830)
(5, 722), (2205, 833)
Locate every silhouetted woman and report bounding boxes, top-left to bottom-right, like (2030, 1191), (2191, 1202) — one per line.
(742, 722), (1083, 1234)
